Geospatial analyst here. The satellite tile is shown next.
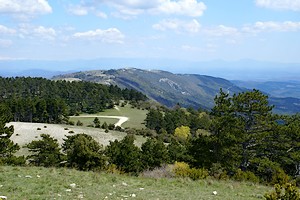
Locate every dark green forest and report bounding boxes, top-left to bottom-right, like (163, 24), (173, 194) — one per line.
(0, 77), (147, 123)
(1, 77), (300, 190)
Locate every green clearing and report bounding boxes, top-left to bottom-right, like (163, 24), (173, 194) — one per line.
(0, 166), (270, 200)
(69, 104), (148, 129)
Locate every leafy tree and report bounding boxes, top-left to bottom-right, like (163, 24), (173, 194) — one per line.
(62, 134), (106, 171)
(27, 134), (64, 167)
(174, 126), (191, 141)
(141, 138), (169, 170)
(105, 135), (142, 173)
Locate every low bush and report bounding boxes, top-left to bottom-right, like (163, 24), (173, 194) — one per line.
(233, 169), (259, 183)
(173, 162), (208, 180)
(264, 182), (300, 200)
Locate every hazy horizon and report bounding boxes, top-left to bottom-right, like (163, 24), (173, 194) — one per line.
(0, 0), (299, 81)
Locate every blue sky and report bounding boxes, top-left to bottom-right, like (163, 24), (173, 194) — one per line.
(0, 0), (300, 65)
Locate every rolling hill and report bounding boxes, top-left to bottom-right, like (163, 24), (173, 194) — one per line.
(53, 68), (244, 110)
(53, 68), (300, 114)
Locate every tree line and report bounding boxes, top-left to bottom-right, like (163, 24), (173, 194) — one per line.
(0, 77), (147, 123)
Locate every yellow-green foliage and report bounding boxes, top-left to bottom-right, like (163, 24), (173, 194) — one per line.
(264, 183), (300, 200)
(233, 169), (259, 183)
(174, 126), (191, 140)
(173, 162), (208, 180)
(106, 164), (124, 175)
(271, 169), (290, 186)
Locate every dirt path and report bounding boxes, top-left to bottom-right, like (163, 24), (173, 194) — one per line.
(71, 115), (129, 127)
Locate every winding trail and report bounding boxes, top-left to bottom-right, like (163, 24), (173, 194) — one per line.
(71, 115), (129, 127)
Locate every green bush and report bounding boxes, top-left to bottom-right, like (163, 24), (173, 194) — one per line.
(173, 162), (208, 180)
(188, 168), (209, 180)
(264, 183), (300, 200)
(27, 134), (64, 167)
(209, 163), (229, 180)
(76, 120), (83, 126)
(233, 169), (259, 183)
(62, 134), (106, 171)
(68, 121), (75, 125)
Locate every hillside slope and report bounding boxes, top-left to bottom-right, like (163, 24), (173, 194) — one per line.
(53, 68), (243, 110)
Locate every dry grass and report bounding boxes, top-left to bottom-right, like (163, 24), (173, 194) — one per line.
(8, 122), (146, 156)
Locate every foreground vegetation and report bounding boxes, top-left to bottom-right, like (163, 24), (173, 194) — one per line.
(2, 77), (300, 199)
(0, 166), (270, 200)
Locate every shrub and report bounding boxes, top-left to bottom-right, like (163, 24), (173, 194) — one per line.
(64, 127), (69, 130)
(27, 134), (64, 167)
(68, 121), (75, 125)
(108, 123), (115, 130)
(106, 164), (124, 175)
(105, 135), (142, 174)
(233, 169), (259, 183)
(68, 130), (74, 134)
(173, 162), (208, 180)
(62, 134), (106, 171)
(76, 120), (83, 126)
(264, 183), (300, 200)
(141, 138), (169, 170)
(188, 168), (209, 180)
(37, 128), (41, 130)
(209, 163), (229, 180)
(44, 126), (47, 128)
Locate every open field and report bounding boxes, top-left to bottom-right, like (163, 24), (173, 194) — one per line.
(69, 105), (148, 129)
(8, 122), (147, 156)
(0, 166), (271, 200)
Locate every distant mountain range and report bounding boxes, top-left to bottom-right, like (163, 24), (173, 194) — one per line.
(53, 68), (300, 114)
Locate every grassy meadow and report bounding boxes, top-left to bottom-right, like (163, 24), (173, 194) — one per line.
(0, 166), (271, 200)
(69, 104), (148, 129)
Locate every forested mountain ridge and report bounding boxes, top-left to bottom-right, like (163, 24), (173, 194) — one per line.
(0, 77), (147, 123)
(53, 68), (300, 114)
(52, 68), (244, 110)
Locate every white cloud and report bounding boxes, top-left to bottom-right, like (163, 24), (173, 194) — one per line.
(255, 0), (300, 11)
(204, 25), (240, 37)
(67, 4), (89, 16)
(243, 21), (300, 33)
(33, 26), (56, 40)
(0, 25), (16, 34)
(157, 0), (206, 17)
(73, 28), (125, 44)
(70, 0), (206, 18)
(153, 19), (201, 33)
(0, 0), (52, 18)
(96, 11), (108, 19)
(18, 24), (56, 40)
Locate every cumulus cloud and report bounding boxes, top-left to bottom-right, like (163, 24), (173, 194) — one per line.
(0, 0), (52, 18)
(153, 19), (201, 33)
(73, 28), (125, 44)
(157, 0), (206, 17)
(67, 4), (89, 16)
(18, 24), (56, 40)
(0, 25), (16, 34)
(255, 0), (300, 11)
(243, 21), (300, 33)
(203, 25), (240, 37)
(69, 0), (206, 18)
